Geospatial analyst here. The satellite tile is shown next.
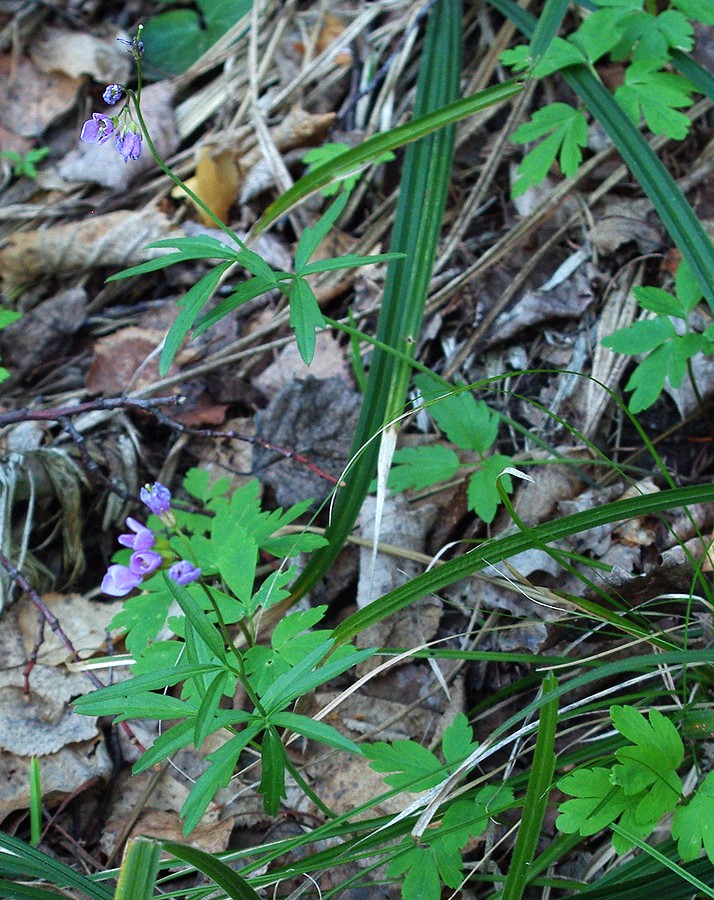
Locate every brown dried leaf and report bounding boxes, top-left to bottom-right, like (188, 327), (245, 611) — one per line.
(253, 331), (352, 399)
(0, 208), (178, 292)
(58, 82), (179, 191)
(30, 27), (131, 83)
(0, 288), (86, 378)
(0, 55), (80, 138)
(17, 594), (119, 666)
(0, 741), (113, 818)
(86, 325), (180, 395)
(0, 665), (100, 755)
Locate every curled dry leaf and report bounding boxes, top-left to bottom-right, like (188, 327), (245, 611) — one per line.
(30, 26), (132, 84)
(58, 82), (179, 191)
(178, 147), (241, 225)
(0, 208), (178, 292)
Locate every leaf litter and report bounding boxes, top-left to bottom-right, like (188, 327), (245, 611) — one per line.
(0, 0), (713, 892)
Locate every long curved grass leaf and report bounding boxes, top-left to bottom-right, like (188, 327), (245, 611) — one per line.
(501, 672), (559, 900)
(255, 74), (520, 231)
(162, 841), (260, 899)
(332, 481), (714, 643)
(529, 0), (571, 60)
(0, 832), (114, 900)
(291, 0), (463, 598)
(489, 0), (714, 308)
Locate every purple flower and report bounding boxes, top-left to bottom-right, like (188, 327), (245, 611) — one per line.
(80, 113), (115, 145)
(168, 560), (201, 586)
(102, 564), (142, 597)
(115, 129), (142, 162)
(118, 516), (155, 551)
(103, 83), (124, 105)
(140, 482), (172, 517)
(129, 550), (163, 577)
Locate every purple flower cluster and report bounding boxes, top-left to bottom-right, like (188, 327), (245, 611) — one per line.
(101, 482), (201, 597)
(80, 82), (142, 163)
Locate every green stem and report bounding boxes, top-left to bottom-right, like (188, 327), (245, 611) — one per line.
(128, 46), (246, 251)
(281, 751), (337, 819)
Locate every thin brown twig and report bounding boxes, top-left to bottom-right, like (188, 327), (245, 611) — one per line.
(0, 550), (144, 750)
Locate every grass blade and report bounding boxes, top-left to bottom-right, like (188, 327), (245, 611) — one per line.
(291, 0), (463, 598)
(501, 672), (559, 900)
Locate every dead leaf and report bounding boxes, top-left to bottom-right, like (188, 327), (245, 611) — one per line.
(0, 209), (178, 292)
(253, 331), (353, 399)
(30, 27), (131, 84)
(355, 495), (441, 671)
(0, 665), (100, 755)
(58, 82), (179, 191)
(0, 741), (113, 818)
(17, 594), (119, 666)
(253, 376), (361, 507)
(99, 770), (232, 856)
(86, 325), (181, 395)
(0, 55), (80, 138)
(296, 14), (353, 66)
(586, 198), (662, 255)
(0, 288), (86, 379)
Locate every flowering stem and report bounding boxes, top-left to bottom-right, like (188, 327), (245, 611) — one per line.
(128, 46), (247, 252)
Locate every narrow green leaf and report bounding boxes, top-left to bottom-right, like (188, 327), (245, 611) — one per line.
(294, 191), (349, 272)
(259, 727), (287, 816)
(115, 836), (162, 900)
(164, 576), (228, 662)
(29, 757), (41, 847)
(159, 262), (232, 376)
(73, 664), (220, 710)
(299, 251), (405, 275)
(291, 0), (463, 597)
(287, 276), (326, 365)
(256, 76), (520, 232)
(162, 841), (261, 899)
(0, 831), (115, 900)
(133, 720), (195, 774)
(194, 276), (277, 336)
(194, 671), (229, 750)
(182, 725), (262, 834)
(502, 672), (559, 900)
(272, 711), (361, 754)
(331, 481), (714, 644)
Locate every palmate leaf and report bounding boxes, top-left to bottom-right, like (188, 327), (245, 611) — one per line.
(557, 767), (631, 836)
(623, 333), (709, 412)
(672, 771), (714, 863)
(610, 8), (693, 65)
(467, 454), (513, 524)
(364, 739), (446, 792)
(414, 374), (499, 453)
(615, 63), (694, 139)
(386, 444), (461, 492)
(511, 102), (589, 196)
(672, 0), (714, 24)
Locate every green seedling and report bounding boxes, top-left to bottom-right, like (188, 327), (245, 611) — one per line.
(0, 146), (49, 180)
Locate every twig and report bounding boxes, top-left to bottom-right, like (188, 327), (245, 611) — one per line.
(0, 551), (144, 750)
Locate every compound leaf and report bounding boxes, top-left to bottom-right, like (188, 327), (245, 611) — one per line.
(386, 444), (461, 492)
(672, 771), (714, 863)
(511, 103), (588, 196)
(615, 63), (694, 139)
